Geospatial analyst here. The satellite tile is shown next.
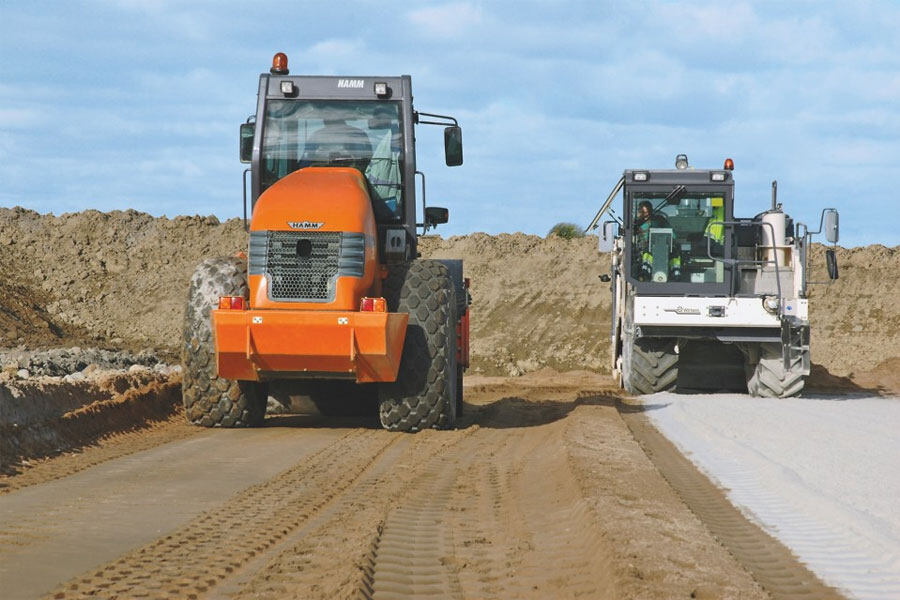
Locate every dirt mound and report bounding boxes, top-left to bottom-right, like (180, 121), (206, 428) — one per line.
(1, 207), (899, 388)
(0, 207), (244, 356)
(806, 244), (900, 380)
(0, 369), (181, 477)
(420, 233), (609, 374)
(0, 259), (90, 348)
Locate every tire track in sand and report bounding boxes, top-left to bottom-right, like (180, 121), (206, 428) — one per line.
(359, 460), (465, 599)
(620, 402), (847, 600)
(43, 429), (395, 599)
(225, 428), (474, 600)
(360, 404), (617, 600)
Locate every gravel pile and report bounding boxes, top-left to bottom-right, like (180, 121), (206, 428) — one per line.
(0, 347), (175, 380)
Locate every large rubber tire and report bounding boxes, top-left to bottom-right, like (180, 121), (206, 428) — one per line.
(622, 333), (678, 395)
(181, 256), (266, 427)
(746, 342), (805, 398)
(378, 260), (458, 432)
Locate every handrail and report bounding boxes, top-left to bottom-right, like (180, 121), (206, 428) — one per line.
(242, 168), (251, 232)
(585, 175), (625, 233)
(414, 170), (427, 233)
(415, 111), (459, 127)
(706, 220), (784, 313)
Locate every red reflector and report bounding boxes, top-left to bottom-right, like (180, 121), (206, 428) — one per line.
(219, 296), (244, 310)
(360, 297), (386, 312)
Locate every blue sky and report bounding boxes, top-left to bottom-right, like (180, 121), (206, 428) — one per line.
(2, 1), (898, 247)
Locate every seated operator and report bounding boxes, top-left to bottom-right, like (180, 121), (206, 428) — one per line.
(301, 117), (373, 173)
(634, 201), (681, 281)
(365, 108), (403, 220)
(634, 200), (670, 243)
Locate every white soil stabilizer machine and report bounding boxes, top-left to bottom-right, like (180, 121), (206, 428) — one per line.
(588, 155), (840, 397)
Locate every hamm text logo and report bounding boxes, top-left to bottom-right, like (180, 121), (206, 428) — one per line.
(337, 79), (364, 88)
(287, 221), (324, 230)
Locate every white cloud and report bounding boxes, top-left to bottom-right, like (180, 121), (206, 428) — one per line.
(306, 39), (366, 59)
(407, 2), (483, 38)
(0, 109), (41, 129)
(657, 2), (758, 41)
(91, 0), (214, 41)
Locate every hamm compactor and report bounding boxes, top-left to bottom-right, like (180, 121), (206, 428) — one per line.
(182, 53), (469, 432)
(588, 155), (839, 397)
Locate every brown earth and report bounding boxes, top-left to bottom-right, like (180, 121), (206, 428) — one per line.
(2, 372), (826, 600)
(2, 207), (898, 390)
(0, 368), (183, 481)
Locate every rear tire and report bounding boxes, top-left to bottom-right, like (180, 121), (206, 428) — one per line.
(746, 342), (805, 398)
(622, 333), (678, 395)
(378, 260), (458, 432)
(181, 257), (266, 427)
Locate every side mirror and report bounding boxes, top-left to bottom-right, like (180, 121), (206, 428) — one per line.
(424, 206), (449, 228)
(444, 126), (463, 166)
(824, 209), (839, 244)
(826, 248), (839, 280)
(597, 221), (618, 253)
(240, 123), (255, 163)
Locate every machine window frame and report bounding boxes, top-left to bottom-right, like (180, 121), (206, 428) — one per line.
(257, 98), (407, 224)
(624, 183), (734, 296)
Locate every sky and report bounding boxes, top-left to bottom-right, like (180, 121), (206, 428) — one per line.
(1, 1), (898, 248)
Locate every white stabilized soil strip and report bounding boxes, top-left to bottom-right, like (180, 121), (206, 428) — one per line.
(645, 392), (900, 600)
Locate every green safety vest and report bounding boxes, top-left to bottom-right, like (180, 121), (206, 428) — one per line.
(705, 197), (725, 242)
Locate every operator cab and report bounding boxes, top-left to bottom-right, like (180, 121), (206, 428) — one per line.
(257, 100), (404, 223)
(624, 156), (734, 296)
(238, 53), (462, 255)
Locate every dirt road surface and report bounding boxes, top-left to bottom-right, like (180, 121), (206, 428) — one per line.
(1, 371), (847, 600)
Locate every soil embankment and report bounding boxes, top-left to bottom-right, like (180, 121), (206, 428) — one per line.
(1, 207), (898, 388)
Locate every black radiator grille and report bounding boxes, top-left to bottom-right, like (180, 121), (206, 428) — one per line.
(248, 230), (365, 302)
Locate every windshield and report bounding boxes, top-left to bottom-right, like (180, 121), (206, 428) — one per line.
(631, 190), (726, 284)
(261, 100), (404, 221)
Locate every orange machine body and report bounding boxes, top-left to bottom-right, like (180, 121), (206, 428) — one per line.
(212, 167), (407, 383)
(248, 167), (380, 310)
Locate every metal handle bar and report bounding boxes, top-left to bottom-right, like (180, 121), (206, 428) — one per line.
(706, 220), (784, 313)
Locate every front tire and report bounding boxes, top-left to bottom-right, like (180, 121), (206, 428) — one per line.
(181, 257), (266, 427)
(378, 260), (458, 432)
(622, 333), (678, 395)
(746, 342), (805, 398)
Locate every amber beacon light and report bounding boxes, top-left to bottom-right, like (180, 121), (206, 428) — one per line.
(271, 52), (289, 75)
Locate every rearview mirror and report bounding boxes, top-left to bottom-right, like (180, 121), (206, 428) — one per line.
(240, 123), (255, 163)
(424, 206), (449, 228)
(824, 209), (839, 244)
(598, 221), (617, 253)
(444, 126), (463, 167)
(826, 248), (839, 280)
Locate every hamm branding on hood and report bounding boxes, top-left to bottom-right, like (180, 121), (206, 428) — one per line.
(287, 221), (325, 230)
